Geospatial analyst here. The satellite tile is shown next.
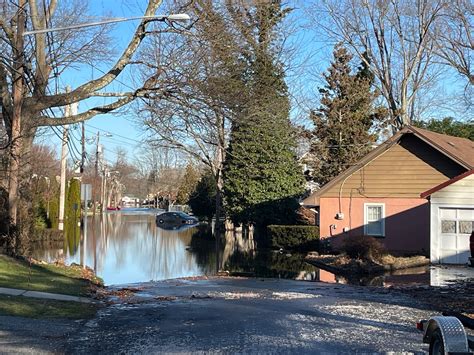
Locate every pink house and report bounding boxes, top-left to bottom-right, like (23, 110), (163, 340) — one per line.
(302, 126), (474, 257)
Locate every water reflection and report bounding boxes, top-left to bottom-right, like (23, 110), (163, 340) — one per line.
(314, 265), (431, 287)
(31, 210), (318, 285)
(33, 210), (204, 285)
(32, 209), (463, 287)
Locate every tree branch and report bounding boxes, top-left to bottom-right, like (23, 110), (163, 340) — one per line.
(26, 0), (164, 112)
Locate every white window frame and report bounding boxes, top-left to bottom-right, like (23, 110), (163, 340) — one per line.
(364, 203), (385, 237)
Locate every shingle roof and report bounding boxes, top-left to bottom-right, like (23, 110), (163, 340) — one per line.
(302, 125), (474, 206)
(407, 126), (474, 169)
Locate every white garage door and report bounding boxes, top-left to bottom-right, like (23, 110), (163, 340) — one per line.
(439, 208), (473, 264)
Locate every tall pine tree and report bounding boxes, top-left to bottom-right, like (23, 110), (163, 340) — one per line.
(310, 44), (386, 185)
(176, 164), (200, 205)
(223, 2), (305, 226)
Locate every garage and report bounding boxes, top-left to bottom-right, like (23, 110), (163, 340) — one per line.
(437, 207), (473, 263)
(422, 171), (474, 264)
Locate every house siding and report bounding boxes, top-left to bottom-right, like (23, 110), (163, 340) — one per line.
(323, 135), (465, 198)
(430, 174), (474, 205)
(320, 197), (430, 254)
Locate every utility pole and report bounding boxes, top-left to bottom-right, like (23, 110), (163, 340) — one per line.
(98, 144), (105, 212)
(58, 87), (71, 231)
(93, 132), (100, 217)
(81, 122), (85, 174)
(95, 132), (100, 176)
(101, 166), (108, 212)
(58, 124), (69, 231)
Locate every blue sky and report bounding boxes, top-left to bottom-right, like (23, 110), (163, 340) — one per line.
(38, 0), (331, 165)
(37, 0), (471, 167)
(38, 1), (156, 165)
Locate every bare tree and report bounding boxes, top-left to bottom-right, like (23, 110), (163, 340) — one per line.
(110, 148), (143, 199)
(134, 145), (187, 199)
(313, 0), (445, 129)
(0, 0), (179, 234)
(433, 0), (473, 104)
(139, 0), (248, 229)
(29, 144), (60, 178)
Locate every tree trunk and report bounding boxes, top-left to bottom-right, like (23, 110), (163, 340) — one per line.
(214, 114), (226, 238)
(215, 173), (223, 235)
(7, 0), (26, 241)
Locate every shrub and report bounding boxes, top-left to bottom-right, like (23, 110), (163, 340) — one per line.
(342, 235), (386, 261)
(33, 200), (48, 230)
(48, 183), (60, 229)
(267, 225), (319, 250)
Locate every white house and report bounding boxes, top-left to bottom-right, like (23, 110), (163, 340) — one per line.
(421, 170), (474, 264)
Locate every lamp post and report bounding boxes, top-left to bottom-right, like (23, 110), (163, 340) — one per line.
(23, 14), (190, 36)
(93, 131), (112, 177)
(86, 131), (112, 215)
(20, 11), (189, 222)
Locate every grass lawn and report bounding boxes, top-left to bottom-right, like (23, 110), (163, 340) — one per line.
(0, 254), (102, 296)
(0, 294), (100, 319)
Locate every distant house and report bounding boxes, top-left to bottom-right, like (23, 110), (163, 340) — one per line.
(302, 125), (474, 263)
(121, 196), (140, 206)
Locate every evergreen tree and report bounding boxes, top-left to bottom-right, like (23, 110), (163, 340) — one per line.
(223, 2), (305, 226)
(189, 171), (216, 222)
(48, 179), (60, 230)
(176, 164), (201, 205)
(310, 44), (385, 185)
(65, 178), (80, 240)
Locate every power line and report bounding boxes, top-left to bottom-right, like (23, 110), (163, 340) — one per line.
(85, 123), (143, 144)
(81, 128), (141, 152)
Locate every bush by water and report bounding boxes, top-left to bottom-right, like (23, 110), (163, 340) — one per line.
(341, 235), (386, 261)
(267, 225), (319, 250)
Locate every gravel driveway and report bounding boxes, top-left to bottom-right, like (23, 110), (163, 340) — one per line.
(61, 277), (433, 354)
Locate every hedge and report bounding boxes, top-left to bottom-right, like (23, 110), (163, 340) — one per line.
(267, 225), (320, 250)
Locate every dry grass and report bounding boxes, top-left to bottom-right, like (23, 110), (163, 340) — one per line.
(380, 255), (429, 270)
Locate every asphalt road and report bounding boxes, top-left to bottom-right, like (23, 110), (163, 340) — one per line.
(58, 277), (432, 354)
(0, 315), (79, 354)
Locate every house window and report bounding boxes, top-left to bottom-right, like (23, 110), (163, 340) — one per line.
(459, 221), (474, 234)
(364, 203), (385, 237)
(441, 220), (456, 234)
(440, 208), (474, 234)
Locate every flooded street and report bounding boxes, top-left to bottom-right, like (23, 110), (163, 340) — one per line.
(33, 209), (213, 284)
(32, 208), (317, 285)
(32, 208), (473, 287)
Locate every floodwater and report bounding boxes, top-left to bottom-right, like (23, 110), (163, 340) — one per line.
(32, 208), (471, 287)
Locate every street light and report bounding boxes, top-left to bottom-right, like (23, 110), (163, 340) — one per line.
(23, 14), (190, 36)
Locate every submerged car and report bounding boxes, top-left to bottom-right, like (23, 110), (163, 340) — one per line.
(156, 211), (198, 226)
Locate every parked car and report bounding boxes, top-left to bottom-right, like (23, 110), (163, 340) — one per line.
(156, 211), (198, 226)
